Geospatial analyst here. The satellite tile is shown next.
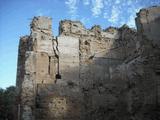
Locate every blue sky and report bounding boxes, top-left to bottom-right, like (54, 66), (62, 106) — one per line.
(0, 0), (160, 88)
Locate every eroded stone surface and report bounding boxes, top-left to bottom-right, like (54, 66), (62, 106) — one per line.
(16, 6), (160, 120)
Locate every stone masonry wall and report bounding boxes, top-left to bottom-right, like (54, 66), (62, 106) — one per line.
(58, 18), (139, 120)
(16, 17), (56, 120)
(16, 6), (160, 120)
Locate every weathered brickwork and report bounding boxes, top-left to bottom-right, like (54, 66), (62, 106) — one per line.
(16, 6), (160, 120)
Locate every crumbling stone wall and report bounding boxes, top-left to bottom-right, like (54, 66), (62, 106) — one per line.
(108, 6), (160, 120)
(16, 17), (56, 120)
(16, 6), (160, 120)
(58, 19), (139, 120)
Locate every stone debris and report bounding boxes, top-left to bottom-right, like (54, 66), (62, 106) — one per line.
(16, 6), (160, 120)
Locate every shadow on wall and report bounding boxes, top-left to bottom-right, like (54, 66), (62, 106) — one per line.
(17, 8), (160, 120)
(36, 23), (160, 120)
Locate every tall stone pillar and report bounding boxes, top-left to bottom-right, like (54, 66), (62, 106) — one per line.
(16, 16), (55, 120)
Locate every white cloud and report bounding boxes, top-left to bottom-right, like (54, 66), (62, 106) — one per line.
(103, 11), (109, 19)
(81, 17), (90, 24)
(104, 0), (112, 6)
(127, 0), (133, 6)
(35, 9), (51, 16)
(115, 0), (120, 4)
(65, 0), (79, 19)
(91, 0), (104, 17)
(103, 0), (113, 19)
(108, 6), (120, 24)
(64, 0), (159, 28)
(83, 0), (90, 5)
(127, 15), (135, 27)
(127, 7), (142, 27)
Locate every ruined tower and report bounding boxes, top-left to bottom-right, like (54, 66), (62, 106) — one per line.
(16, 6), (160, 120)
(16, 16), (56, 119)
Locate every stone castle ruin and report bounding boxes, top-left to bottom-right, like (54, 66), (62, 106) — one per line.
(16, 6), (160, 120)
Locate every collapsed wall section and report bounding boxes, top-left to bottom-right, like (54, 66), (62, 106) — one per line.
(59, 19), (138, 119)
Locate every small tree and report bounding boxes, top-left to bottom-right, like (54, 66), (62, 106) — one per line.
(0, 86), (16, 120)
